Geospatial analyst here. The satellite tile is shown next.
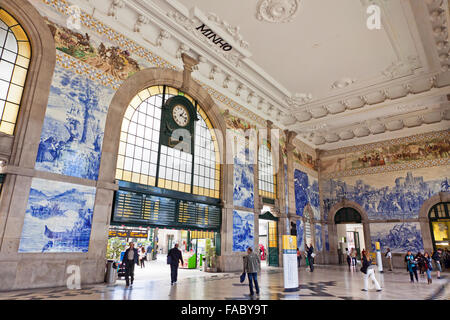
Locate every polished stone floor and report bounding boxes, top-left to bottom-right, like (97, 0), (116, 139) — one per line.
(0, 262), (448, 300)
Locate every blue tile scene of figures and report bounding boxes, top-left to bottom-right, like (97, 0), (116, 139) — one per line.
(324, 225), (330, 251)
(232, 210), (254, 252)
(18, 178), (96, 253)
(315, 224), (323, 252)
(35, 63), (115, 181)
(233, 148), (255, 209)
(370, 222), (424, 254)
(296, 219), (304, 251)
(294, 169), (320, 219)
(322, 166), (449, 221)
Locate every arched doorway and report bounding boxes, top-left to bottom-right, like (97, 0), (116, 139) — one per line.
(334, 207), (365, 262)
(108, 84), (222, 276)
(429, 202), (449, 251)
(259, 209), (279, 267)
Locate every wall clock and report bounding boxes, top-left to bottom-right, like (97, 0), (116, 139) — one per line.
(160, 95), (198, 154)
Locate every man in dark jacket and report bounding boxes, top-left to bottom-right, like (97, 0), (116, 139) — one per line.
(123, 242), (139, 286)
(167, 243), (184, 285)
(306, 244), (315, 272)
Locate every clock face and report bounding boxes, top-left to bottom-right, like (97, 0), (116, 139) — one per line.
(172, 104), (190, 127)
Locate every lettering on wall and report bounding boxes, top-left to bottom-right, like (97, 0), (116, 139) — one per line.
(196, 24), (233, 51)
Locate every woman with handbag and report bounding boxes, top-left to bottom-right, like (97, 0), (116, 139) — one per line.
(360, 251), (382, 292)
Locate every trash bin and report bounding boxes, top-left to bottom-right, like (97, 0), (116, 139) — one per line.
(105, 260), (117, 284)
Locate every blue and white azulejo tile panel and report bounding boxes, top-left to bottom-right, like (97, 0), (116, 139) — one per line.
(315, 224), (323, 252)
(296, 219), (304, 251)
(294, 169), (320, 219)
(35, 63), (115, 180)
(233, 148), (255, 209)
(18, 178), (96, 253)
(370, 222), (424, 254)
(232, 210), (254, 252)
(322, 166), (449, 221)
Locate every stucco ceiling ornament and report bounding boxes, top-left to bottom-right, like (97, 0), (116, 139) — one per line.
(206, 13), (250, 49)
(256, 0), (300, 23)
(331, 77), (356, 89)
(284, 92), (313, 108)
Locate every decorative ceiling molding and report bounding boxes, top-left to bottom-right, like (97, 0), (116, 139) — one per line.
(291, 72), (447, 124)
(133, 14), (150, 33)
(156, 29), (171, 47)
(284, 92), (313, 108)
(107, 0), (125, 19)
(382, 55), (421, 79)
(256, 0), (300, 23)
(331, 78), (357, 90)
(426, 0), (450, 71)
(206, 12), (249, 49)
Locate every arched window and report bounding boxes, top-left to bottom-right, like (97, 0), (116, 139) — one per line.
(116, 85), (220, 199)
(334, 207), (362, 224)
(258, 140), (276, 200)
(429, 202), (449, 251)
(0, 8), (30, 135)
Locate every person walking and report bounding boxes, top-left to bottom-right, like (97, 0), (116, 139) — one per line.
(146, 243), (153, 261)
(167, 243), (184, 285)
(416, 252), (426, 277)
(346, 248), (351, 269)
(385, 248), (393, 271)
(306, 244), (315, 272)
(243, 247), (261, 296)
(297, 248), (302, 268)
(350, 248), (357, 271)
(424, 252), (433, 284)
(139, 247), (146, 268)
(123, 242), (139, 287)
(432, 249), (442, 279)
(406, 250), (418, 283)
(360, 250), (382, 292)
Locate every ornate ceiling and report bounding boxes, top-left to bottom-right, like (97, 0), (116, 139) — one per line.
(49, 0), (450, 150)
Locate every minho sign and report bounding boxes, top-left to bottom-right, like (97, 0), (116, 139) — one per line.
(196, 24), (233, 51)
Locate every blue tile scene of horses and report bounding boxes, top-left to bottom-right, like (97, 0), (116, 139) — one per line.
(294, 169), (320, 219)
(233, 210), (254, 252)
(35, 63), (115, 180)
(233, 148), (255, 209)
(322, 166), (449, 221)
(18, 178), (96, 253)
(370, 222), (424, 254)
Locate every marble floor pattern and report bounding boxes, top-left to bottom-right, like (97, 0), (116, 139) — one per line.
(0, 265), (448, 300)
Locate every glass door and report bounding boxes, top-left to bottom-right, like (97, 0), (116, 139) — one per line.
(268, 221), (279, 267)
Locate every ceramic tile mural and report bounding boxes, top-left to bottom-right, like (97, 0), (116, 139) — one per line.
(320, 134), (449, 174)
(322, 166), (449, 221)
(35, 62), (115, 180)
(370, 222), (424, 254)
(315, 224), (323, 252)
(324, 225), (330, 251)
(232, 210), (254, 252)
(19, 178), (96, 253)
(296, 219), (304, 251)
(233, 148), (255, 209)
(294, 169), (320, 219)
